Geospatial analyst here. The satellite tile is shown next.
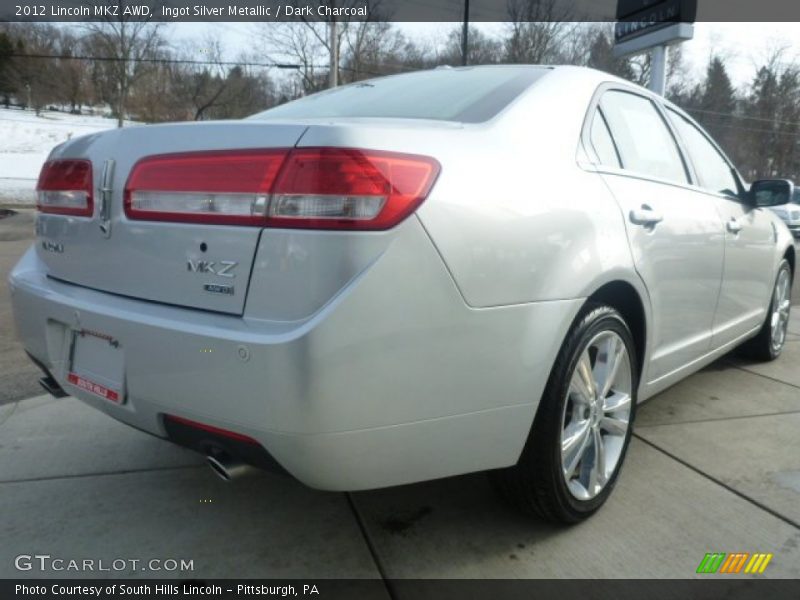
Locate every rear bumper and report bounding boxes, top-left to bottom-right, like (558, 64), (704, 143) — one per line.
(9, 218), (582, 490)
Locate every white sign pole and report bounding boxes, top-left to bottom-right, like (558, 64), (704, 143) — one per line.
(650, 44), (668, 95)
(613, 23), (693, 97)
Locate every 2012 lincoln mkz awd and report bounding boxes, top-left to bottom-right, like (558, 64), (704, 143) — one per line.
(9, 66), (795, 522)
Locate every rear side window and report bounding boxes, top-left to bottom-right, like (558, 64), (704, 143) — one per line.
(250, 67), (549, 124)
(667, 109), (739, 197)
(600, 91), (688, 185)
(589, 109), (621, 168)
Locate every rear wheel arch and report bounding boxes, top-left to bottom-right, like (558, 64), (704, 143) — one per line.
(585, 280), (647, 376)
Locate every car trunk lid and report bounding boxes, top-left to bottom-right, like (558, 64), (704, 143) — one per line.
(36, 121), (308, 315)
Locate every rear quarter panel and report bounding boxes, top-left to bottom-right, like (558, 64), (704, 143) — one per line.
(412, 69), (639, 309)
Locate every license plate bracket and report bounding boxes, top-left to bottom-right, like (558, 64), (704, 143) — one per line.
(68, 329), (125, 404)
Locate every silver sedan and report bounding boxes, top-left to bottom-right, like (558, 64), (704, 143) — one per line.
(9, 66), (794, 523)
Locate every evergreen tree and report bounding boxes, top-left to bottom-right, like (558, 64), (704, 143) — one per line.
(745, 64), (780, 178)
(585, 29), (635, 81)
(0, 31), (13, 106)
(697, 56), (737, 157)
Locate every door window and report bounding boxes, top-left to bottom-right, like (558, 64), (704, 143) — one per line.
(667, 109), (739, 197)
(599, 91), (688, 185)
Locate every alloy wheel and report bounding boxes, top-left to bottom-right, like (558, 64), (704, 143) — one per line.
(560, 331), (633, 500)
(771, 267), (792, 354)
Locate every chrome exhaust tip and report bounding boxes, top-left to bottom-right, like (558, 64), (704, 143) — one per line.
(206, 454), (254, 482)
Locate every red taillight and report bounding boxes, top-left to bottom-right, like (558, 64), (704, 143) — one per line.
(124, 148), (440, 230)
(164, 415), (260, 445)
(124, 149), (286, 226)
(269, 148), (440, 230)
(36, 159), (93, 217)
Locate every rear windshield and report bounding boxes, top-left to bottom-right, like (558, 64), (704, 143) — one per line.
(250, 67), (550, 124)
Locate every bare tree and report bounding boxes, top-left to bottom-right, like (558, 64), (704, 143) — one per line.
(437, 25), (503, 67)
(84, 1), (164, 126)
(170, 37), (234, 121)
(503, 0), (577, 64)
(257, 0), (390, 93)
(56, 28), (92, 113)
(127, 57), (179, 122)
(257, 21), (327, 94)
(339, 1), (408, 81)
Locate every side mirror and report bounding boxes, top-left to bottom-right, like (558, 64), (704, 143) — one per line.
(750, 179), (795, 207)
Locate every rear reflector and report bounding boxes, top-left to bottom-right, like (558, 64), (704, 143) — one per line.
(36, 160), (93, 217)
(125, 148), (440, 230)
(163, 415), (260, 445)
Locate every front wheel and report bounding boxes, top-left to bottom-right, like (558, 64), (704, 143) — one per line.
(739, 259), (792, 362)
(492, 304), (638, 523)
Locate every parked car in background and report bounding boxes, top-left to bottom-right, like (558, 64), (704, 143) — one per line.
(769, 188), (800, 239)
(9, 66), (795, 524)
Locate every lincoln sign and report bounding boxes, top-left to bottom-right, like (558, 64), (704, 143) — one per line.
(615, 0), (698, 44)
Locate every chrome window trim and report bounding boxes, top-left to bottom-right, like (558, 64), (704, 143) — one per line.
(578, 82), (750, 205)
(588, 107), (623, 169)
(579, 83), (692, 185)
(662, 105), (750, 205)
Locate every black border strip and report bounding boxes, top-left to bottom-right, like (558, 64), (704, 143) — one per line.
(2, 579), (799, 600)
(3, 0), (800, 23)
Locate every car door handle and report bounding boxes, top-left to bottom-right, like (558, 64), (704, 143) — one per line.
(727, 218), (742, 234)
(629, 206), (663, 227)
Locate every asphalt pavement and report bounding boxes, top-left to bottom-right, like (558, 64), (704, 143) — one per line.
(1, 209), (798, 585)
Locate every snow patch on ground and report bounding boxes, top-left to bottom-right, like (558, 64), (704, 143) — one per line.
(0, 108), (131, 205)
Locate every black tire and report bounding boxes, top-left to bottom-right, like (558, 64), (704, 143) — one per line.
(738, 259), (792, 362)
(491, 304), (638, 524)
